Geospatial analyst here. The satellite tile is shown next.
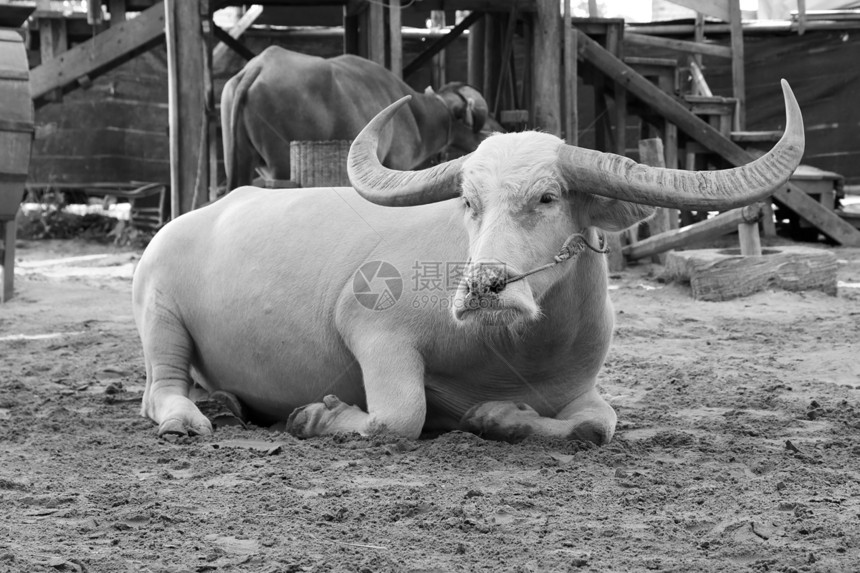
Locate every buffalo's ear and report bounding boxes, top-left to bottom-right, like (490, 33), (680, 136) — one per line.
(580, 195), (656, 232)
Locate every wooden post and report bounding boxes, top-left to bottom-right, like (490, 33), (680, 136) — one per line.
(1, 221), (14, 302)
(532, 0), (561, 136)
(738, 220), (762, 255)
(606, 23), (626, 156)
(638, 138), (671, 264)
(430, 10), (446, 87)
(166, 0), (208, 217)
(389, 0), (402, 78)
(37, 0), (67, 103)
(563, 2), (577, 145)
(468, 16), (485, 90)
(483, 14), (500, 109)
(728, 0), (746, 130)
(344, 8), (359, 55)
(367, 0), (385, 66)
(109, 0), (126, 24)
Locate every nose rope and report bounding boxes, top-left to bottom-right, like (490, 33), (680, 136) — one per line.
(503, 232), (610, 286)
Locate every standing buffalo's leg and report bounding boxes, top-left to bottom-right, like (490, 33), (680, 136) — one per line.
(137, 295), (213, 437)
(460, 387), (616, 445)
(286, 336), (426, 439)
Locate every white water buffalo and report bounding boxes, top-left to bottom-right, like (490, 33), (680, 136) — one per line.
(134, 80), (804, 444)
(220, 46), (491, 189)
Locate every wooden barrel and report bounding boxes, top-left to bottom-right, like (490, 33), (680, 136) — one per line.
(0, 28), (33, 221)
(289, 140), (352, 188)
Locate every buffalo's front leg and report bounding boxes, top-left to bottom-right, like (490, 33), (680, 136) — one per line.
(460, 387), (616, 445)
(286, 337), (426, 439)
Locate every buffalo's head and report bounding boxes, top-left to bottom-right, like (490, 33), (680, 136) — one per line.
(349, 81), (805, 326)
(430, 83), (494, 156)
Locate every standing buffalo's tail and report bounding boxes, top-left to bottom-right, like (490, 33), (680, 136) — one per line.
(221, 63), (263, 192)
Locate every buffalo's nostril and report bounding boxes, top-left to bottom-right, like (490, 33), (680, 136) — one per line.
(466, 263), (508, 296)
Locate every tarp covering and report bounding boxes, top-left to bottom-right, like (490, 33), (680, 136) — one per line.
(704, 28), (860, 185)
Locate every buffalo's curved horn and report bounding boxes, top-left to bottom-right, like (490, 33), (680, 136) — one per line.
(558, 79), (805, 210)
(348, 95), (467, 207)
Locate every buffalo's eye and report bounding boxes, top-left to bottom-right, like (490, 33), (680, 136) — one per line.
(539, 193), (557, 204)
(463, 197), (472, 209)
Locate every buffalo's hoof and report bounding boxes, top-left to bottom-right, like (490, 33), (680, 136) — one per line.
(568, 419), (612, 446)
(158, 415), (213, 438)
(286, 394), (348, 439)
(196, 390), (248, 429)
(460, 401), (538, 443)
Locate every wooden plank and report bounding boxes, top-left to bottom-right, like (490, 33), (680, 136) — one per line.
(578, 31), (860, 245)
(624, 33), (732, 59)
(398, 0), (537, 11)
(212, 5), (262, 66)
(212, 25), (256, 62)
(532, 0), (561, 136)
(30, 2), (165, 102)
(28, 157), (169, 184)
(667, 0), (730, 22)
(773, 185), (860, 245)
(467, 15), (484, 88)
(624, 204), (761, 260)
(403, 11), (483, 79)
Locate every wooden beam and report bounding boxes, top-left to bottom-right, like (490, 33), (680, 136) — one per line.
(403, 11), (483, 79)
(577, 32), (860, 246)
(166, 0), (208, 216)
(392, 0), (537, 11)
(532, 0), (561, 135)
(212, 25), (256, 62)
(30, 2), (165, 103)
(624, 204), (761, 260)
(212, 4), (262, 65)
(624, 32), (733, 59)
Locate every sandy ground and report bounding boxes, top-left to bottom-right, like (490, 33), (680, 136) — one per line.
(1, 238), (859, 573)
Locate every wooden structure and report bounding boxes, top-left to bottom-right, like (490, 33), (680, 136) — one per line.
(15, 0), (860, 261)
(0, 8), (35, 302)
